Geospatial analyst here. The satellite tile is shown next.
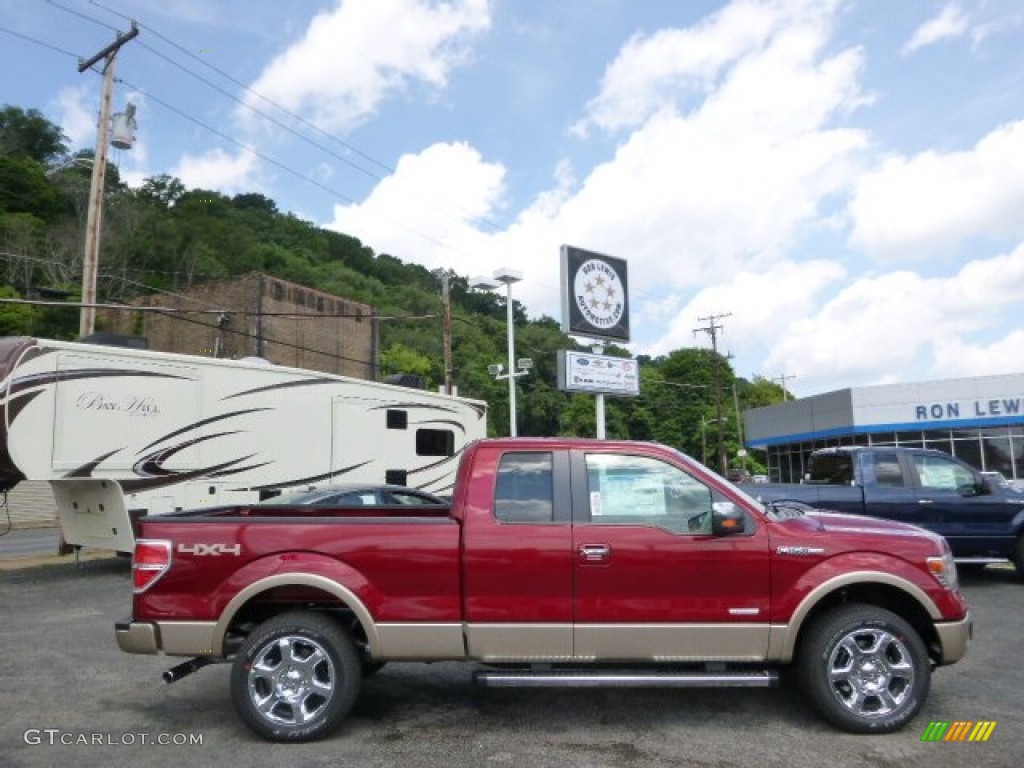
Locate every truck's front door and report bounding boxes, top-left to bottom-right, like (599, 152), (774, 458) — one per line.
(570, 450), (771, 662)
(908, 451), (1024, 557)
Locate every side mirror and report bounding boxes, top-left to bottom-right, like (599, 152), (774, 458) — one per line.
(712, 501), (746, 536)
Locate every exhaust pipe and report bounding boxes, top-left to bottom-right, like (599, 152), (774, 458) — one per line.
(163, 657), (214, 684)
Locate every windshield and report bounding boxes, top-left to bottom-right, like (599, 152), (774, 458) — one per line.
(667, 447), (767, 513)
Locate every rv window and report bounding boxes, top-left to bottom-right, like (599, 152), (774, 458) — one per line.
(416, 429), (454, 456)
(387, 410), (408, 430)
(386, 470), (407, 486)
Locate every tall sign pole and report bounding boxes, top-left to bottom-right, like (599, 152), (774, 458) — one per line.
(560, 245), (631, 439)
(77, 23), (138, 338)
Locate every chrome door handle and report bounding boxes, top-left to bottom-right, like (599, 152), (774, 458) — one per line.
(579, 544), (610, 561)
(917, 499), (934, 504)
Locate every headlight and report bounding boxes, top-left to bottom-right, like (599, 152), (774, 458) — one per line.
(926, 551), (959, 590)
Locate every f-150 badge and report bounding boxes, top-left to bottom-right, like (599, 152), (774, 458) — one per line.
(777, 545), (825, 556)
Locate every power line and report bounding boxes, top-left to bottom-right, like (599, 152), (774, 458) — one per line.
(0, 24), (81, 59)
(89, 0), (509, 235)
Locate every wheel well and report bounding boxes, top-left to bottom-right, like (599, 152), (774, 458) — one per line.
(795, 583), (941, 663)
(223, 586), (371, 657)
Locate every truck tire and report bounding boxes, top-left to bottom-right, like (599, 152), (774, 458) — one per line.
(797, 604), (929, 734)
(1014, 535), (1024, 581)
(230, 611), (361, 742)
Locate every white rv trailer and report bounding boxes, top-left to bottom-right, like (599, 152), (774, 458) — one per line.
(0, 336), (487, 553)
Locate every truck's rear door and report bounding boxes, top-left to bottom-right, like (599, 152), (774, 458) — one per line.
(460, 447), (574, 660)
(569, 448), (771, 661)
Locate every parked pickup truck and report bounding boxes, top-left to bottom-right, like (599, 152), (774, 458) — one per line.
(754, 446), (1024, 577)
(116, 438), (970, 742)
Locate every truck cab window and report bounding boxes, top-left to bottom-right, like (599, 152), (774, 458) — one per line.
(494, 452), (554, 523)
(912, 454), (976, 492)
(870, 452), (906, 487)
(584, 453), (712, 534)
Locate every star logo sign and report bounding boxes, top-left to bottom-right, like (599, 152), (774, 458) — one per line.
(574, 259), (624, 330)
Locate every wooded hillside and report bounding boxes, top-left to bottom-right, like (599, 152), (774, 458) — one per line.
(0, 105), (790, 470)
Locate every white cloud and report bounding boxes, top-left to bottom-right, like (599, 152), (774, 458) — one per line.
(330, 0), (872, 353)
(848, 120), (1024, 259)
(764, 243), (1024, 390)
(172, 148), (262, 194)
(931, 329), (1024, 379)
(241, 0), (491, 133)
(903, 3), (969, 54)
(327, 141), (506, 274)
(574, 0), (845, 136)
(644, 260), (848, 362)
(52, 85), (95, 150)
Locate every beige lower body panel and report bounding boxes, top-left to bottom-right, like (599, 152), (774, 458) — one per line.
(375, 623), (465, 660)
(464, 624), (573, 662)
(574, 624), (770, 662)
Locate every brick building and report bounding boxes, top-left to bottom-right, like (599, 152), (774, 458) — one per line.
(100, 273), (377, 380)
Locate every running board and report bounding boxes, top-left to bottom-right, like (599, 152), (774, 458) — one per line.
(473, 669), (779, 689)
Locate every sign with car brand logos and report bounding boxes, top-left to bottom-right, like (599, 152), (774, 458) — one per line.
(560, 245), (630, 342)
(557, 350), (639, 396)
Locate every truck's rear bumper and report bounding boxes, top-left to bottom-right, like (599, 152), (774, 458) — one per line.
(115, 618), (219, 657)
(935, 612), (972, 665)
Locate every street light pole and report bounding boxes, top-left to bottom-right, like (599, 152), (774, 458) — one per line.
(472, 268), (525, 437)
(494, 268), (522, 437)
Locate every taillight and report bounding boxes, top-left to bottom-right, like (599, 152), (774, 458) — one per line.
(133, 539), (172, 593)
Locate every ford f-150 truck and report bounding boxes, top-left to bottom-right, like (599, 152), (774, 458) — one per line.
(754, 446), (1024, 577)
(116, 438), (971, 742)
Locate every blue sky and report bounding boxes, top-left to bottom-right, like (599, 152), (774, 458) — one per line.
(2, 0), (1023, 397)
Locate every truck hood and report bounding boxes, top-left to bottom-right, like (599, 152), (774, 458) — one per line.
(777, 507), (946, 549)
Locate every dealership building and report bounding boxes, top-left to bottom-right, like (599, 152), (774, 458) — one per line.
(743, 373), (1024, 483)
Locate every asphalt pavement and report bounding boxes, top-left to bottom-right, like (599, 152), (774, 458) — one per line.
(0, 556), (1021, 768)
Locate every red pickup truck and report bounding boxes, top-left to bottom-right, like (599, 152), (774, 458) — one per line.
(116, 438), (971, 742)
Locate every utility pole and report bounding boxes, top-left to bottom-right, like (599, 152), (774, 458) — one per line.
(694, 312), (732, 475)
(440, 272), (454, 395)
(774, 373), (796, 401)
(77, 22), (139, 338)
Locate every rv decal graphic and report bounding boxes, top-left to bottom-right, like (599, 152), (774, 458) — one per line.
(370, 402), (459, 414)
(8, 368), (187, 399)
(76, 392), (160, 415)
(249, 461), (374, 491)
(64, 449), (122, 478)
(411, 418), (468, 434)
(119, 455), (270, 493)
(133, 432), (245, 477)
(222, 378), (335, 400)
(138, 408), (271, 454)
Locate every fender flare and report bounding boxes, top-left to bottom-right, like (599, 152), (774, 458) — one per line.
(769, 570), (942, 663)
(211, 572), (380, 657)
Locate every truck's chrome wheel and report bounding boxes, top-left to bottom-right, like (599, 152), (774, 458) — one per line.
(248, 635), (335, 725)
(826, 627), (913, 718)
(231, 611), (361, 742)
(798, 604), (929, 733)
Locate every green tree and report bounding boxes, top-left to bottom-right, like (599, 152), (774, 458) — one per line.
(0, 105), (68, 162)
(0, 285), (37, 334)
